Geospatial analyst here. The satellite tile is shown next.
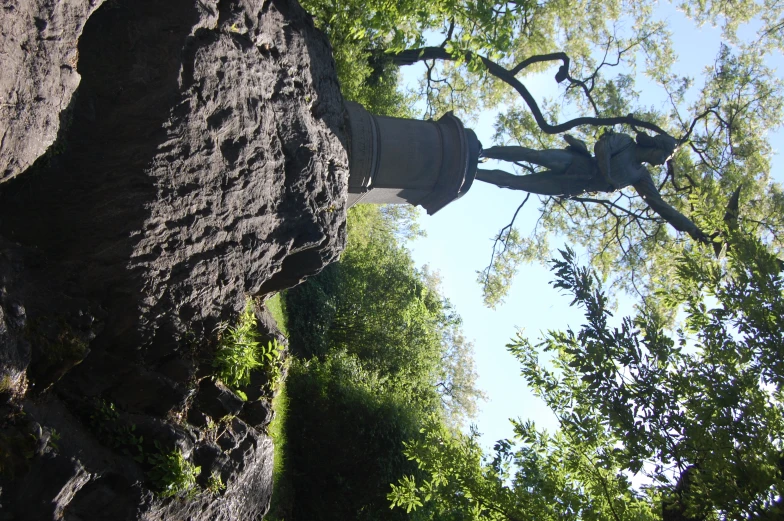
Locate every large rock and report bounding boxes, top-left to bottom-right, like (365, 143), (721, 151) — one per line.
(0, 0), (106, 183)
(0, 0), (348, 350)
(0, 0), (348, 518)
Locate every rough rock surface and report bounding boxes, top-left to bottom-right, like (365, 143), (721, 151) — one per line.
(0, 0), (106, 183)
(0, 0), (347, 518)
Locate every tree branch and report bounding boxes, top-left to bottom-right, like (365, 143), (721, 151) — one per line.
(479, 194), (531, 289)
(386, 46), (669, 135)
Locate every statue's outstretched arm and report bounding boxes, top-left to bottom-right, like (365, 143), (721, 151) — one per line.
(633, 172), (706, 241)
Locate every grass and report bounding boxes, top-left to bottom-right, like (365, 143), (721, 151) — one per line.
(263, 292), (294, 520)
(266, 382), (294, 519)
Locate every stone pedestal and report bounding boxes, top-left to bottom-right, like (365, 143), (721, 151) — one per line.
(345, 101), (481, 215)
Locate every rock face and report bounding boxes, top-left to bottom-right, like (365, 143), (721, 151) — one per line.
(0, 0), (347, 518)
(0, 0), (106, 184)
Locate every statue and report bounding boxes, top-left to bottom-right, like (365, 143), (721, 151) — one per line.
(476, 132), (707, 241)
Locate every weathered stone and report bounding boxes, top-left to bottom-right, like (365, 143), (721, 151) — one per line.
(156, 358), (196, 384)
(128, 415), (197, 458)
(110, 370), (192, 417)
(0, 0), (347, 518)
(0, 0), (348, 352)
(243, 368), (271, 403)
(192, 442), (232, 482)
(195, 379), (245, 421)
(0, 0), (106, 183)
(239, 398), (274, 430)
(15, 452), (92, 520)
(61, 473), (141, 521)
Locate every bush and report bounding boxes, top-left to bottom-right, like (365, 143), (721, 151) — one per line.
(147, 444), (201, 499)
(213, 300), (284, 394)
(282, 353), (425, 521)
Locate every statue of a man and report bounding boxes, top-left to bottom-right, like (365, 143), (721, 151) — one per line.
(476, 132), (706, 241)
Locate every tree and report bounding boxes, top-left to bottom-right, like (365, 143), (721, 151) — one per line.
(286, 205), (484, 414)
(301, 0), (784, 310)
(390, 415), (659, 521)
(277, 205), (486, 520)
(390, 219), (784, 519)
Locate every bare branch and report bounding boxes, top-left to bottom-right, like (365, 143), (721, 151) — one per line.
(479, 194), (531, 288)
(569, 196), (660, 221)
(440, 19), (456, 48)
(680, 105), (720, 144)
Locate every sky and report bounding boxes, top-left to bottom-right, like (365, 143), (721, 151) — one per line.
(397, 4), (784, 452)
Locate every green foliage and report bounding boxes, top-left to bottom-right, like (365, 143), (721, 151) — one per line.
(395, 222), (784, 519)
(205, 471), (226, 495)
(277, 205), (483, 520)
(213, 301), (264, 390)
(147, 443), (201, 499)
(299, 0), (420, 116)
(283, 353), (426, 521)
(89, 400), (144, 463)
(392, 415), (657, 521)
(213, 300), (285, 394)
(510, 234), (784, 518)
(287, 205), (483, 417)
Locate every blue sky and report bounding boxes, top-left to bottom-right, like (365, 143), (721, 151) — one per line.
(399, 6), (784, 451)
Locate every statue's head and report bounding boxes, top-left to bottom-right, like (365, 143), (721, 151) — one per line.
(636, 133), (677, 165)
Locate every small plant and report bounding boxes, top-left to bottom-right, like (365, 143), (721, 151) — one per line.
(213, 302), (263, 389)
(206, 471), (226, 495)
(48, 429), (60, 451)
(213, 300), (287, 395)
(89, 400), (144, 463)
(262, 339), (286, 393)
(147, 442), (201, 499)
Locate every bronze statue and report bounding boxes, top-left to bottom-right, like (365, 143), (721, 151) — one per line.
(476, 132), (706, 241)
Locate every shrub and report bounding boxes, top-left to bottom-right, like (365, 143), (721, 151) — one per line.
(282, 353), (423, 521)
(213, 302), (263, 389)
(147, 443), (201, 499)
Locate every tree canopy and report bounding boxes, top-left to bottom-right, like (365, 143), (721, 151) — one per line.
(272, 205), (485, 521)
(390, 221), (784, 520)
(300, 0), (784, 311)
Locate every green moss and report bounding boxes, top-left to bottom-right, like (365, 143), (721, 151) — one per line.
(265, 293), (289, 337)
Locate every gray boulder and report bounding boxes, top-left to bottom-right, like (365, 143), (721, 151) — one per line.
(0, 0), (348, 518)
